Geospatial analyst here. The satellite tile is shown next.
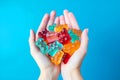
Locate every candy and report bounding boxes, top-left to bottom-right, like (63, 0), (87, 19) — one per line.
(38, 29), (48, 40)
(54, 24), (68, 32)
(35, 24), (82, 65)
(58, 28), (71, 44)
(48, 41), (63, 56)
(68, 30), (79, 43)
(48, 24), (57, 32)
(72, 29), (82, 37)
(35, 38), (49, 54)
(46, 32), (58, 44)
(63, 40), (80, 55)
(51, 51), (64, 65)
(62, 53), (71, 64)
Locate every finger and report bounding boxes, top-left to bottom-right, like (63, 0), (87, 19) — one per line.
(29, 29), (38, 52)
(63, 9), (72, 28)
(60, 15), (65, 24)
(68, 12), (80, 30)
(47, 11), (56, 28)
(36, 14), (49, 39)
(79, 28), (89, 54)
(54, 17), (60, 25)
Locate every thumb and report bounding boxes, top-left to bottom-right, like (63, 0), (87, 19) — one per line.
(29, 30), (51, 67)
(79, 28), (89, 54)
(29, 29), (37, 52)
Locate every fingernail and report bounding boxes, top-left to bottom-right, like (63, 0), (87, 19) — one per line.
(44, 13), (49, 17)
(64, 9), (68, 12)
(86, 28), (89, 34)
(30, 29), (32, 35)
(51, 10), (56, 14)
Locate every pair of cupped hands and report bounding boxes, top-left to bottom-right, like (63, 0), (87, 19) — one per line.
(29, 10), (88, 80)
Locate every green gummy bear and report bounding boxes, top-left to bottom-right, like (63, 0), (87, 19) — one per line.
(68, 30), (80, 43)
(48, 24), (57, 32)
(35, 38), (49, 54)
(48, 41), (63, 56)
(48, 49), (59, 57)
(54, 40), (63, 49)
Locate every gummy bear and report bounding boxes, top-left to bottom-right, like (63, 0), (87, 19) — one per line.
(68, 30), (79, 43)
(38, 29), (48, 40)
(48, 41), (63, 56)
(72, 29), (82, 37)
(62, 53), (71, 64)
(46, 32), (58, 44)
(58, 28), (71, 44)
(51, 51), (64, 65)
(54, 24), (68, 32)
(62, 40), (80, 55)
(35, 38), (49, 54)
(48, 24), (57, 32)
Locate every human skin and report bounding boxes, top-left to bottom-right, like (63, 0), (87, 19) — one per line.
(28, 10), (88, 80)
(60, 10), (88, 80)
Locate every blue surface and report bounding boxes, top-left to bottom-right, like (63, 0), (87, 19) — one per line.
(0, 0), (120, 80)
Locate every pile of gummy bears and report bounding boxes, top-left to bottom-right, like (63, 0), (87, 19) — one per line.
(35, 24), (82, 65)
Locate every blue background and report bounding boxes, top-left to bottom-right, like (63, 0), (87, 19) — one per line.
(0, 0), (120, 80)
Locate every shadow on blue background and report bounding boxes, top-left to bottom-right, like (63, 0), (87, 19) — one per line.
(0, 0), (120, 80)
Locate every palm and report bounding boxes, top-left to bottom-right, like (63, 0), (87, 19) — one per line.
(60, 10), (88, 71)
(29, 10), (88, 79)
(29, 11), (60, 73)
(61, 43), (86, 70)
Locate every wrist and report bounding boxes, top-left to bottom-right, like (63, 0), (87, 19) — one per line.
(61, 68), (83, 80)
(39, 68), (59, 80)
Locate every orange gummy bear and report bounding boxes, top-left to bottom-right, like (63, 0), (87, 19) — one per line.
(69, 29), (82, 37)
(54, 24), (68, 32)
(50, 51), (64, 65)
(62, 40), (80, 55)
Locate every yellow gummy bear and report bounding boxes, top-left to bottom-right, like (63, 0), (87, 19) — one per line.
(54, 24), (68, 32)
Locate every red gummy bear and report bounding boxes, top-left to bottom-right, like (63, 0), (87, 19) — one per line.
(46, 32), (58, 44)
(62, 53), (71, 64)
(58, 28), (71, 44)
(38, 29), (48, 40)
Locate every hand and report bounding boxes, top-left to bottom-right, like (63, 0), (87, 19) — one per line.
(60, 10), (89, 80)
(28, 11), (60, 80)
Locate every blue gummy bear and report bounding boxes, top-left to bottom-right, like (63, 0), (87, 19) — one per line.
(35, 38), (49, 54)
(48, 41), (63, 56)
(68, 30), (80, 43)
(48, 24), (56, 32)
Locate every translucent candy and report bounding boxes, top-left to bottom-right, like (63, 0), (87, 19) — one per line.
(54, 24), (68, 32)
(68, 30), (79, 43)
(48, 41), (63, 56)
(63, 40), (80, 55)
(48, 24), (57, 32)
(35, 38), (49, 54)
(38, 29), (48, 40)
(72, 29), (82, 37)
(58, 28), (71, 44)
(50, 51), (64, 65)
(62, 53), (71, 64)
(46, 32), (58, 44)
(35, 24), (82, 65)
